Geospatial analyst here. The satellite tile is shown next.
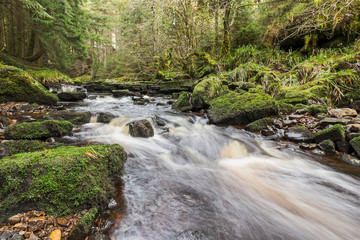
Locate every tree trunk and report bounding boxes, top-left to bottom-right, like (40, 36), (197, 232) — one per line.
(212, 0), (220, 55)
(220, 1), (231, 58)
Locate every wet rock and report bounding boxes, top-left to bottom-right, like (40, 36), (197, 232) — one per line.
(319, 140), (336, 155)
(28, 216), (46, 232)
(8, 215), (21, 225)
(349, 136), (360, 156)
(0, 116), (10, 128)
(314, 124), (345, 143)
(336, 139), (351, 153)
(0, 231), (14, 239)
(299, 143), (317, 150)
(57, 92), (87, 101)
(107, 198), (117, 210)
(133, 98), (150, 105)
(285, 126), (313, 142)
(57, 218), (70, 227)
(112, 89), (134, 97)
(347, 124), (360, 132)
(289, 114), (304, 120)
(49, 229), (61, 240)
(10, 234), (24, 240)
(245, 117), (275, 132)
(97, 112), (115, 124)
(29, 234), (38, 240)
(46, 111), (91, 125)
(128, 119), (154, 138)
(153, 115), (167, 127)
(328, 108), (357, 118)
(283, 119), (296, 126)
(5, 120), (73, 140)
(176, 230), (209, 240)
(341, 154), (360, 167)
(261, 127), (276, 137)
(346, 132), (360, 141)
(89, 233), (111, 240)
(318, 118), (350, 127)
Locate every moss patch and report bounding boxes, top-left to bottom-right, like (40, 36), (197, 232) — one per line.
(245, 117), (275, 132)
(314, 124), (345, 143)
(0, 64), (58, 105)
(208, 91), (279, 125)
(350, 136), (360, 156)
(172, 92), (192, 112)
(5, 120), (73, 140)
(2, 140), (62, 156)
(304, 105), (327, 116)
(0, 144), (127, 223)
(278, 102), (296, 114)
(45, 111), (91, 125)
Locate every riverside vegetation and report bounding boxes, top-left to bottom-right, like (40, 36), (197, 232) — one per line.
(1, 0), (360, 239)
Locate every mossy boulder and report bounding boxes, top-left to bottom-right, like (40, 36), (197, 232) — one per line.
(208, 91), (279, 125)
(0, 144), (127, 223)
(303, 105), (328, 116)
(192, 76), (228, 109)
(172, 92), (192, 112)
(97, 112), (116, 123)
(4, 120), (73, 140)
(245, 117), (275, 132)
(0, 64), (58, 105)
(319, 139), (336, 155)
(45, 111), (91, 125)
(350, 136), (360, 156)
(314, 124), (345, 143)
(112, 89), (135, 98)
(57, 92), (87, 101)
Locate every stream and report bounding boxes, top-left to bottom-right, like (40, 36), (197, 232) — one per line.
(66, 94), (360, 240)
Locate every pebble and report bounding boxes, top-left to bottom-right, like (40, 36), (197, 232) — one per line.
(49, 229), (61, 240)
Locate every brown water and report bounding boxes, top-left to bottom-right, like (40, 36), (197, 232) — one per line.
(69, 95), (360, 240)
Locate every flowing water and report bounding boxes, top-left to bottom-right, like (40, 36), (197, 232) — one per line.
(69, 95), (360, 240)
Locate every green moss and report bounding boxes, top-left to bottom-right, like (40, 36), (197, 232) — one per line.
(208, 91), (279, 125)
(304, 105), (327, 116)
(350, 136), (360, 156)
(278, 79), (328, 101)
(278, 102), (296, 114)
(81, 207), (98, 231)
(314, 124), (345, 143)
(28, 69), (73, 85)
(245, 117), (275, 132)
(192, 75), (228, 109)
(173, 92), (191, 111)
(4, 120), (73, 140)
(0, 144), (127, 222)
(0, 64), (58, 105)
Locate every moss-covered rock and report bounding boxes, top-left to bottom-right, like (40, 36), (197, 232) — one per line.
(319, 139), (336, 155)
(69, 207), (98, 240)
(278, 102), (296, 114)
(45, 111), (91, 125)
(4, 120), (73, 140)
(172, 92), (192, 112)
(303, 105), (328, 116)
(192, 76), (228, 109)
(208, 91), (279, 125)
(314, 124), (345, 143)
(245, 117), (275, 132)
(349, 136), (360, 156)
(112, 89), (133, 97)
(57, 92), (87, 101)
(0, 64), (58, 105)
(0, 144), (127, 223)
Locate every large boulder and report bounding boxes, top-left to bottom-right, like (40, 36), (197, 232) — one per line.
(192, 76), (228, 109)
(0, 144), (127, 223)
(4, 120), (73, 140)
(45, 111), (91, 125)
(314, 124), (345, 143)
(57, 92), (87, 101)
(208, 91), (279, 125)
(128, 119), (154, 138)
(0, 64), (58, 105)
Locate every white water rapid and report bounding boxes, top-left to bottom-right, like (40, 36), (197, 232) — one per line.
(70, 95), (360, 240)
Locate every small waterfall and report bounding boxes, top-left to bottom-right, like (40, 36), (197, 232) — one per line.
(70, 95), (360, 240)
(90, 115), (98, 123)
